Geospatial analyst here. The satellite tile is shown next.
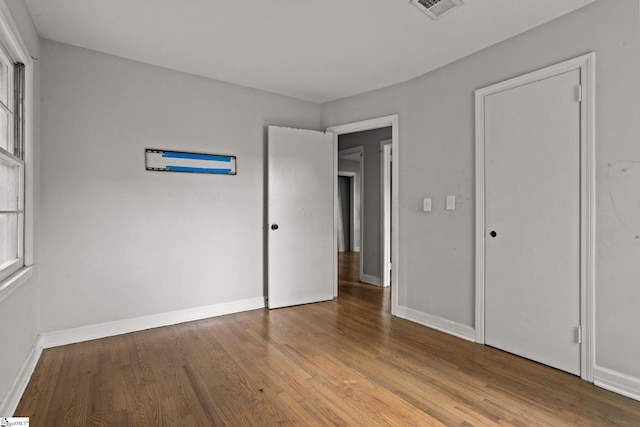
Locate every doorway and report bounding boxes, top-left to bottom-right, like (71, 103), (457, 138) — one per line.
(338, 146), (363, 255)
(328, 115), (399, 315)
(337, 173), (354, 252)
(337, 128), (391, 287)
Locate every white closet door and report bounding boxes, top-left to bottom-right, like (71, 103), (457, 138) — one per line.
(484, 69), (581, 375)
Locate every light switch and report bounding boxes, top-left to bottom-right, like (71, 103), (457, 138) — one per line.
(446, 195), (455, 210)
(423, 198), (432, 212)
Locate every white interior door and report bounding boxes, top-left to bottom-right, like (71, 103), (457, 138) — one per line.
(267, 126), (335, 309)
(484, 69), (582, 375)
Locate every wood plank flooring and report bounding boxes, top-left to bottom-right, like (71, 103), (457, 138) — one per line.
(16, 252), (640, 425)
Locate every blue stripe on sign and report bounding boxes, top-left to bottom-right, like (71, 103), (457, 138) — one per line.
(162, 152), (232, 162)
(166, 165), (232, 174)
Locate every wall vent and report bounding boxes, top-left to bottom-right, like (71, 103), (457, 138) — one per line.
(411, 0), (464, 20)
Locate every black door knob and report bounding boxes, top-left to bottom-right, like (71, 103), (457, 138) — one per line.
(271, 224), (279, 230)
(489, 231), (497, 238)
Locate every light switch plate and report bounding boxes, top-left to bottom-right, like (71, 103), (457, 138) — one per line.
(446, 195), (455, 210)
(423, 198), (432, 212)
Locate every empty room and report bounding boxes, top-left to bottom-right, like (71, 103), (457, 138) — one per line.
(2, 0), (640, 425)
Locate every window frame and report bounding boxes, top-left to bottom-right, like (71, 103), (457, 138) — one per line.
(0, 2), (34, 294)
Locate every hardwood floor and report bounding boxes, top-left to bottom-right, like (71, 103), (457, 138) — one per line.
(16, 252), (640, 425)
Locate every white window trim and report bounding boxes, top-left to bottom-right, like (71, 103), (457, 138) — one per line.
(0, 1), (34, 298)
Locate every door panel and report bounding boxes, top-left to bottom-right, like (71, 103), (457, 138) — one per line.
(267, 126), (334, 309)
(484, 69), (581, 375)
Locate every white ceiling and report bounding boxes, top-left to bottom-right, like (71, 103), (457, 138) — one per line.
(24, 0), (596, 103)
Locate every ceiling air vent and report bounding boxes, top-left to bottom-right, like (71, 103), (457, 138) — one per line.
(411, 0), (464, 20)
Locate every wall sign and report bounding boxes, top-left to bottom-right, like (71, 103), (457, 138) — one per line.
(145, 149), (236, 175)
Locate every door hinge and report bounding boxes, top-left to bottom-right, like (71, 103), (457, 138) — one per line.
(576, 326), (582, 344)
(576, 85), (583, 102)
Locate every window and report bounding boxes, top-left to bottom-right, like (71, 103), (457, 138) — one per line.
(0, 38), (25, 283)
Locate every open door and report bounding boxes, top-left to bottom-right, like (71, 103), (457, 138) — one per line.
(267, 126), (335, 309)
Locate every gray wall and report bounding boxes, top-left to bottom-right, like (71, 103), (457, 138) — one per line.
(323, 0), (640, 382)
(0, 0), (40, 410)
(339, 127), (391, 280)
(38, 40), (321, 333)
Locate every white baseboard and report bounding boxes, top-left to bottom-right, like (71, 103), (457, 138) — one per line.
(360, 274), (382, 286)
(0, 337), (42, 416)
(395, 305), (476, 342)
(594, 366), (640, 401)
(40, 296), (265, 349)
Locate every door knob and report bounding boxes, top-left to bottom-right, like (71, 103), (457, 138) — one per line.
(271, 224), (279, 230)
(489, 230), (497, 238)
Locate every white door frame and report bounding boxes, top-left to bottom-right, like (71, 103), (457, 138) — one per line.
(380, 139), (392, 287)
(474, 53), (596, 381)
(328, 115), (399, 315)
